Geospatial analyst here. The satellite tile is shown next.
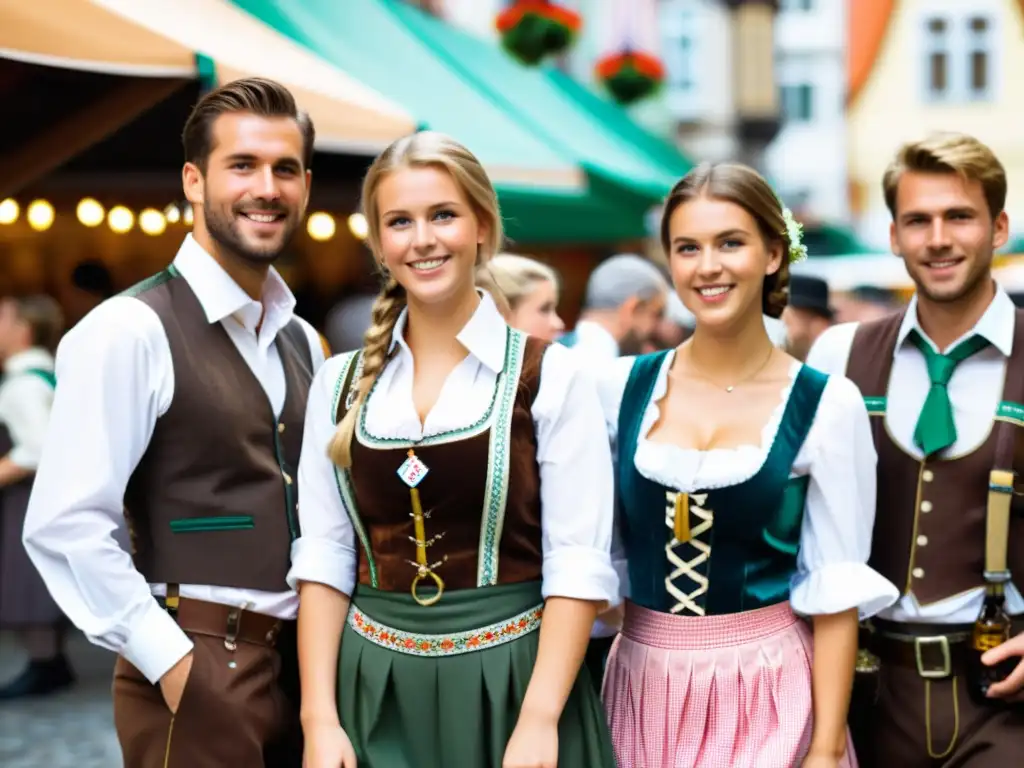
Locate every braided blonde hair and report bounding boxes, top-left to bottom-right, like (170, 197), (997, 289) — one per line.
(328, 131), (504, 468)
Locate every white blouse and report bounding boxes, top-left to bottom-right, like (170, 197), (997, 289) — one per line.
(598, 351), (899, 619)
(288, 293), (619, 605)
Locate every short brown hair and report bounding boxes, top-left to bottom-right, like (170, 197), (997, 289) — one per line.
(883, 132), (1006, 219)
(182, 77), (316, 172)
(660, 162), (792, 319)
(9, 295), (64, 353)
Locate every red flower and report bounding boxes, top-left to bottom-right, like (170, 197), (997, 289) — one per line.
(441, 639), (455, 651)
(496, 1), (581, 34)
(404, 638), (416, 649)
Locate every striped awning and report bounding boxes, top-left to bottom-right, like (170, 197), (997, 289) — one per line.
(0, 0), (416, 153)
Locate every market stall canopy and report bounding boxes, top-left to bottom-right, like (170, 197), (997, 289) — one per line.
(229, 0), (586, 192)
(0, 0), (416, 153)
(386, 0), (689, 199)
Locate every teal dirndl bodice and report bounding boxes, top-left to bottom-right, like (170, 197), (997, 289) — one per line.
(616, 351), (828, 616)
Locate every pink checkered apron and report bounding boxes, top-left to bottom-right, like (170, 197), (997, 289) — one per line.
(603, 600), (858, 768)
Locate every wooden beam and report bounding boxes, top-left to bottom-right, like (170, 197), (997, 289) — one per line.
(0, 77), (189, 198)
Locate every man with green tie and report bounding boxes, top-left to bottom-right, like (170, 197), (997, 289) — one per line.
(807, 132), (1024, 766)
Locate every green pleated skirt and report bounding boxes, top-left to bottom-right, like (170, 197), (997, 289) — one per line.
(337, 580), (615, 768)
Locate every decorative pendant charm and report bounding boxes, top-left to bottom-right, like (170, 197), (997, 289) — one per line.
(402, 449), (444, 606)
(725, 385), (734, 393)
(397, 449), (429, 488)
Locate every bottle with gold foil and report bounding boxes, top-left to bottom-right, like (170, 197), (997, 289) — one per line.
(968, 582), (1014, 704)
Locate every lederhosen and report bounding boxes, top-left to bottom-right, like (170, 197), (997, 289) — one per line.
(330, 332), (615, 768)
(109, 266), (312, 768)
(846, 309), (1024, 767)
(0, 367), (63, 629)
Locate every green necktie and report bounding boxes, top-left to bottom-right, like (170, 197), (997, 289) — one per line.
(909, 330), (990, 456)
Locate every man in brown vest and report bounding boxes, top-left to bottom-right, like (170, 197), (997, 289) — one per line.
(807, 132), (1024, 766)
(22, 78), (325, 767)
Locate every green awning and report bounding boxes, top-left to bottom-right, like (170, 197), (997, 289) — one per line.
(229, 0), (583, 191)
(802, 223), (882, 257)
(386, 0), (688, 199)
(229, 0), (689, 244)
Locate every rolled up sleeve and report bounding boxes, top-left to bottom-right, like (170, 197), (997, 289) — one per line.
(531, 345), (618, 604)
(287, 353), (360, 596)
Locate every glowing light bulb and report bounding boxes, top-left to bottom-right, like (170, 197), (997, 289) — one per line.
(26, 200), (55, 231)
(307, 212), (336, 242)
(139, 208), (167, 236)
(108, 205), (135, 234)
(76, 198), (105, 227)
(347, 213), (368, 240)
(163, 203), (181, 224)
(0, 198), (18, 225)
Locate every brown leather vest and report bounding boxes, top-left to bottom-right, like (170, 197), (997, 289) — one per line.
(122, 266), (313, 592)
(845, 309), (1024, 605)
(334, 332), (546, 593)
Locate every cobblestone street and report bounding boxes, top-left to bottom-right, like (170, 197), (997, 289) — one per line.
(0, 631), (120, 767)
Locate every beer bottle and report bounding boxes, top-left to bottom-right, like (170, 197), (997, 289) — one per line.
(968, 582), (1015, 704)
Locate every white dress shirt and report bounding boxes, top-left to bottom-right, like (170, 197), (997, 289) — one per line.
(806, 287), (1024, 622)
(288, 292), (619, 607)
(22, 235), (326, 683)
(570, 320), (620, 362)
(561, 319), (628, 637)
(0, 348), (55, 470)
(599, 352), (900, 619)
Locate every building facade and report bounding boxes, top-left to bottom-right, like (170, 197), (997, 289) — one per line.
(437, 0), (781, 169)
(763, 0), (850, 224)
(847, 0), (1024, 249)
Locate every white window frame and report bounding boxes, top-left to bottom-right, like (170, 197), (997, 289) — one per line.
(660, 0), (703, 119)
(920, 5), (999, 104)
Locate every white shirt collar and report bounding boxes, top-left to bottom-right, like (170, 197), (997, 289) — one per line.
(171, 234), (297, 341)
(3, 347), (54, 375)
(897, 283), (1016, 357)
(389, 290), (508, 374)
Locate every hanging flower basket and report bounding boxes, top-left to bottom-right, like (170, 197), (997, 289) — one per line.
(595, 49), (666, 106)
(496, 0), (582, 66)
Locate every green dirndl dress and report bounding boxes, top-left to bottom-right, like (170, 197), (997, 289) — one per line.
(338, 581), (614, 767)
(329, 343), (616, 768)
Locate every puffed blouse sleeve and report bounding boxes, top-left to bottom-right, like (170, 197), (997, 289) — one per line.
(789, 373), (900, 619)
(286, 352), (360, 596)
(531, 344), (620, 605)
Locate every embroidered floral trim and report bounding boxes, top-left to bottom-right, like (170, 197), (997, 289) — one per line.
(347, 602), (543, 657)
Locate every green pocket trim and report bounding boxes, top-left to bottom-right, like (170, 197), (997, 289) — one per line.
(169, 516), (254, 533)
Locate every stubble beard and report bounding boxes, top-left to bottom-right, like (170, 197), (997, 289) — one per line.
(204, 198), (299, 267)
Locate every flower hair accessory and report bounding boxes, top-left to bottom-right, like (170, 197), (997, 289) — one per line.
(782, 208), (808, 264)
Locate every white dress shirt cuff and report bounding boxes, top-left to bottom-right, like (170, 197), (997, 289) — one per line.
(286, 537), (358, 596)
(7, 445), (39, 470)
(122, 600), (194, 684)
(541, 546), (619, 604)
(789, 561), (900, 620)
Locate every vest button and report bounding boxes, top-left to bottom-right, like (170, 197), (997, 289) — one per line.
(912, 567), (925, 579)
(278, 423), (285, 434)
(920, 500), (933, 513)
(922, 470), (934, 482)
(916, 535), (928, 546)
(283, 472), (293, 485)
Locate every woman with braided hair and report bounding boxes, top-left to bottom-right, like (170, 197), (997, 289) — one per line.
(288, 131), (618, 768)
(596, 162), (899, 767)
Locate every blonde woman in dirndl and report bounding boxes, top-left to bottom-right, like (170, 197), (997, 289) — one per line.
(598, 163), (900, 768)
(289, 132), (618, 768)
